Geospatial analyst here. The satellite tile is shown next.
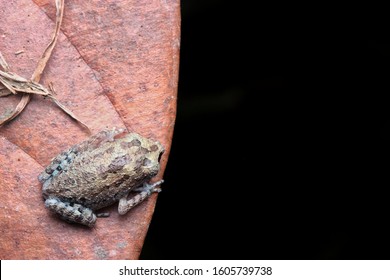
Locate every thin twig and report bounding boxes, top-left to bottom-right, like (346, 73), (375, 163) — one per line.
(0, 70), (51, 95)
(0, 0), (89, 131)
(0, 51), (12, 97)
(0, 51), (10, 71)
(31, 0), (64, 83)
(48, 83), (90, 131)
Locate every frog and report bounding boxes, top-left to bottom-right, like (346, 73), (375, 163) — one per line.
(38, 129), (164, 227)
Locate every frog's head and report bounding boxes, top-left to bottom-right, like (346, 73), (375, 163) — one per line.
(119, 132), (165, 178)
(140, 137), (165, 178)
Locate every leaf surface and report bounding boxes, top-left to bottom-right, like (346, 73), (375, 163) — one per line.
(0, 0), (179, 259)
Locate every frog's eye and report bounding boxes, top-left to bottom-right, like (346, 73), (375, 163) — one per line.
(158, 151), (164, 163)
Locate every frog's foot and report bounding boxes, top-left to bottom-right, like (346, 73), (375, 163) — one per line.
(96, 212), (110, 218)
(118, 180), (163, 215)
(45, 198), (97, 227)
(133, 180), (164, 192)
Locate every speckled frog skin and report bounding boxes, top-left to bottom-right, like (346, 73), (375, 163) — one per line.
(38, 129), (164, 227)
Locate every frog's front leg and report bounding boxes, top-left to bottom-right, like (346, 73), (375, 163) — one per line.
(118, 180), (163, 215)
(45, 197), (97, 227)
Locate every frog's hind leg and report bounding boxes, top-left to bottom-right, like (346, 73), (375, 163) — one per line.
(45, 198), (97, 227)
(38, 147), (78, 187)
(118, 180), (163, 215)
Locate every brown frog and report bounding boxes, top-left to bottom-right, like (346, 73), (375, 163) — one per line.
(38, 129), (164, 227)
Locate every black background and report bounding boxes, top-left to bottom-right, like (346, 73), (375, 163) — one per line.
(140, 1), (390, 259)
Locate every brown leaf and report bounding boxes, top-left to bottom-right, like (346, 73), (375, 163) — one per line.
(0, 0), (180, 259)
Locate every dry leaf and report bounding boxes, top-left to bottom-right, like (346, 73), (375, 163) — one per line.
(0, 0), (86, 129)
(0, 51), (10, 71)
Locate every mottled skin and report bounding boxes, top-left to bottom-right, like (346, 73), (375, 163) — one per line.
(38, 129), (164, 227)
